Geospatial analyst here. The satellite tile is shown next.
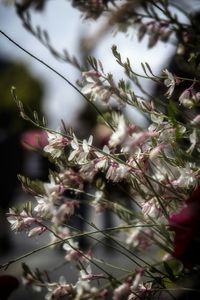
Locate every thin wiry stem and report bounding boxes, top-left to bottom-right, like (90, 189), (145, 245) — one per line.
(0, 222), (163, 271)
(0, 30), (114, 131)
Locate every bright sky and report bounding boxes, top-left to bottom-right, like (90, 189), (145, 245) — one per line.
(0, 0), (176, 129)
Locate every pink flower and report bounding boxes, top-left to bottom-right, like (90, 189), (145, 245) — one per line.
(21, 129), (48, 150)
(169, 186), (200, 267)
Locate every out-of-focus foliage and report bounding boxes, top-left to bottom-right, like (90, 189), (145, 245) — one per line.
(0, 60), (43, 131)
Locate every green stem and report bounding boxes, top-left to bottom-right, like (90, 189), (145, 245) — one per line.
(0, 30), (114, 131)
(0, 223), (162, 271)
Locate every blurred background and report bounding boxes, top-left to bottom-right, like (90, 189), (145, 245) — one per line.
(0, 0), (178, 299)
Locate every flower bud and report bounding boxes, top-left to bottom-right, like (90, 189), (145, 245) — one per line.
(28, 226), (45, 237)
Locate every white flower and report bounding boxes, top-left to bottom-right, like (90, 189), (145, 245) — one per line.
(34, 196), (53, 218)
(109, 115), (127, 147)
(127, 294), (137, 300)
(150, 113), (164, 125)
(79, 264), (104, 281)
(92, 190), (103, 206)
(7, 209), (35, 231)
(131, 268), (144, 290)
(68, 133), (79, 161)
(126, 225), (152, 250)
(126, 227), (141, 247)
(122, 131), (158, 153)
(63, 240), (80, 261)
(75, 274), (98, 300)
(187, 129), (198, 153)
(79, 264), (92, 281)
(43, 176), (59, 196)
(80, 161), (97, 181)
(172, 163), (197, 188)
(44, 131), (69, 158)
(92, 190), (108, 213)
(138, 282), (152, 293)
(163, 69), (176, 98)
(106, 161), (118, 181)
(81, 70), (101, 96)
(113, 282), (130, 300)
(105, 161), (124, 182)
(52, 200), (79, 225)
(49, 226), (70, 245)
(179, 89), (193, 108)
(94, 145), (110, 170)
(107, 163), (130, 182)
(81, 70), (112, 103)
(45, 277), (73, 300)
(191, 114), (200, 124)
(149, 143), (166, 160)
(68, 134), (93, 164)
(79, 135), (93, 163)
(142, 198), (161, 219)
(75, 280), (92, 300)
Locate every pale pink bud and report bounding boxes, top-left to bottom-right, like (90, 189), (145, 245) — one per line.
(23, 217), (36, 225)
(191, 114), (200, 124)
(28, 226), (45, 237)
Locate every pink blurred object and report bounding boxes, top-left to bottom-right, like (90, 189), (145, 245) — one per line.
(21, 129), (48, 150)
(169, 186), (200, 268)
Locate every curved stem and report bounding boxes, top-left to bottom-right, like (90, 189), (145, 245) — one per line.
(0, 30), (114, 131)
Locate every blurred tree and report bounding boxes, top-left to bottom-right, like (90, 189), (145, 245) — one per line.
(0, 59), (44, 253)
(0, 59), (43, 132)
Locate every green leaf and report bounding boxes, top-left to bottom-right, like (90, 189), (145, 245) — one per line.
(163, 261), (175, 280)
(22, 263), (34, 277)
(18, 175), (45, 196)
(167, 100), (177, 125)
(141, 62), (149, 77)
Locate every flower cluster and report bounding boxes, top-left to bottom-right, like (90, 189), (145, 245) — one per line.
(6, 79), (200, 298)
(6, 86), (200, 297)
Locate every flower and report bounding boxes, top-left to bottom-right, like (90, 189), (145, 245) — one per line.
(128, 282), (152, 299)
(28, 226), (46, 237)
(63, 241), (81, 261)
(142, 198), (162, 220)
(7, 209), (35, 231)
(45, 277), (73, 300)
(113, 281), (131, 300)
(106, 162), (130, 182)
(126, 224), (153, 250)
(34, 196), (53, 219)
(131, 268), (144, 290)
(163, 69), (176, 98)
(94, 145), (110, 171)
(172, 163), (197, 188)
(49, 226), (70, 245)
(191, 114), (200, 124)
(187, 129), (199, 154)
(109, 115), (127, 147)
(81, 70), (112, 103)
(75, 278), (98, 300)
(81, 70), (101, 94)
(21, 129), (48, 150)
(79, 264), (105, 281)
(178, 88), (194, 108)
(68, 134), (93, 164)
(44, 131), (69, 158)
(52, 200), (79, 225)
(169, 186), (200, 267)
